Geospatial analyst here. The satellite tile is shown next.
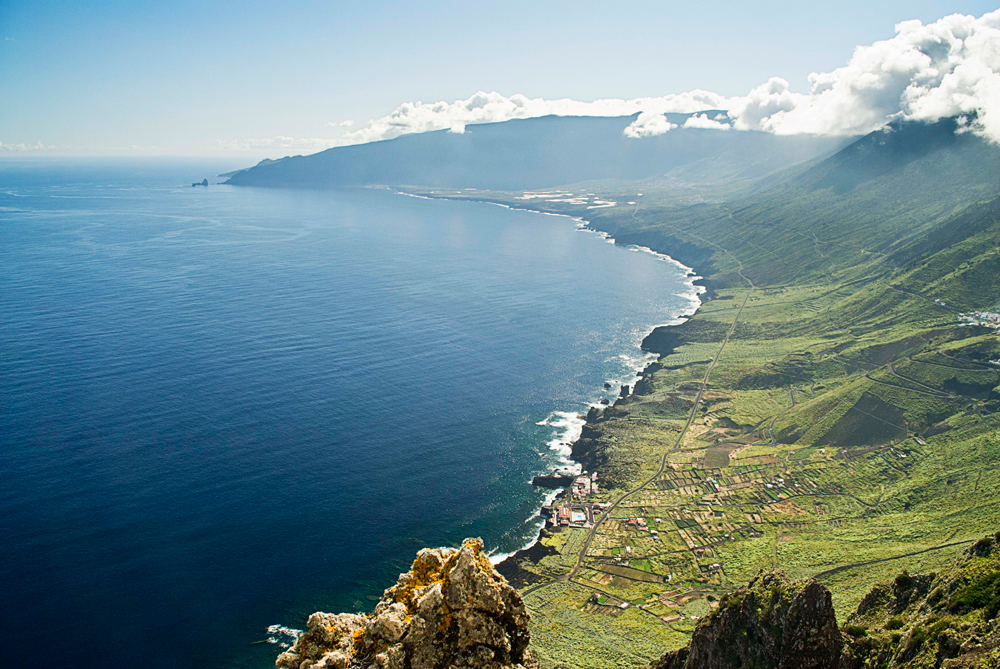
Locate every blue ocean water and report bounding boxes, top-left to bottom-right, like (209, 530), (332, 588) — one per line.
(0, 160), (698, 668)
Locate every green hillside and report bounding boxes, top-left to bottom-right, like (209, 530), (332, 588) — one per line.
(404, 118), (1000, 668)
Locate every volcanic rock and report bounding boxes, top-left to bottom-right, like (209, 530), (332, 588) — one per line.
(276, 538), (536, 669)
(653, 571), (842, 669)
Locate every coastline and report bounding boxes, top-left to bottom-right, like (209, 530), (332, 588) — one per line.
(393, 189), (709, 584)
(492, 313), (700, 585)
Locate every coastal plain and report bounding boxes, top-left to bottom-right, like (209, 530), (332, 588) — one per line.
(403, 119), (1000, 669)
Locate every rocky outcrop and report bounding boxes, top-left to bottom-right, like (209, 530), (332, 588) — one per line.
(530, 474), (575, 488)
(836, 532), (1000, 669)
(652, 533), (1000, 669)
(276, 538), (536, 669)
(653, 571), (842, 669)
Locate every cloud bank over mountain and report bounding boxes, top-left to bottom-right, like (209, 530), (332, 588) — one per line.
(727, 8), (1000, 139)
(334, 8), (1000, 147)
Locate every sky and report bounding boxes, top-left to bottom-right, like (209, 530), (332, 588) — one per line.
(1, 0), (999, 158)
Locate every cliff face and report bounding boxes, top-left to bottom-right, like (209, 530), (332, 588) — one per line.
(653, 532), (1000, 669)
(836, 532), (1000, 669)
(653, 571), (842, 669)
(276, 538), (535, 669)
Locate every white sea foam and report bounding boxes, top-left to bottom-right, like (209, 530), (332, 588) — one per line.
(395, 191), (435, 200)
(265, 625), (302, 648)
(596, 350), (660, 401)
(487, 486), (569, 565)
(390, 189), (709, 566)
(616, 242), (706, 319)
(536, 410), (586, 466)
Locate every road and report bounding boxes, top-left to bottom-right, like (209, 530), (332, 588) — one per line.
(523, 250), (756, 596)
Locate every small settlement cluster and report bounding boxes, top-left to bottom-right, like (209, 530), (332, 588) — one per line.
(959, 309), (1000, 333)
(541, 472), (608, 529)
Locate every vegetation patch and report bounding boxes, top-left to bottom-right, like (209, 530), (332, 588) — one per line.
(948, 571), (1000, 619)
(816, 392), (907, 449)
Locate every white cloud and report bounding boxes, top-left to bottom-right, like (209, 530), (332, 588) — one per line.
(731, 9), (1000, 140)
(623, 112), (678, 137)
(339, 120), (354, 127)
(0, 140), (53, 152)
(682, 113), (732, 130)
(327, 8), (1000, 146)
(339, 89), (735, 145)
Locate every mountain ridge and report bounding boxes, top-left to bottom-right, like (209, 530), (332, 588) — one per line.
(223, 113), (849, 192)
(389, 117), (1000, 668)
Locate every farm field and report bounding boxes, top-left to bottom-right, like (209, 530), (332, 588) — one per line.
(408, 121), (1000, 668)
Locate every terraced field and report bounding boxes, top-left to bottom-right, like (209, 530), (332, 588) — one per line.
(408, 118), (1000, 669)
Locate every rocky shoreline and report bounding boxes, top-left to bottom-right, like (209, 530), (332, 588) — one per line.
(495, 286), (709, 590)
(493, 352), (661, 588)
(417, 192), (714, 591)
(389, 187), (717, 592)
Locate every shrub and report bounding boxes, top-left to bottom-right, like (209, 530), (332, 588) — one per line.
(843, 625), (868, 638)
(949, 571), (1000, 620)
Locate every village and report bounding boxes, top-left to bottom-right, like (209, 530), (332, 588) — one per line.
(959, 310), (1000, 332)
(541, 472), (607, 529)
(524, 435), (914, 626)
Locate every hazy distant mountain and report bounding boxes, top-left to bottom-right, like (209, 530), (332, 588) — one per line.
(224, 113), (849, 191)
(579, 116), (1000, 291)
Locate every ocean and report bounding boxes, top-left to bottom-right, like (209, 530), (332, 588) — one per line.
(0, 160), (698, 668)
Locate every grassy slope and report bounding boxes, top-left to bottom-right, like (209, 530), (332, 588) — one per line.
(409, 120), (1000, 668)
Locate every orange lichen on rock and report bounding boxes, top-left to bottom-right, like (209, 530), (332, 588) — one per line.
(276, 538), (535, 669)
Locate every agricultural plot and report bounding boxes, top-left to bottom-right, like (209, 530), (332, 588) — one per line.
(408, 179), (1000, 668)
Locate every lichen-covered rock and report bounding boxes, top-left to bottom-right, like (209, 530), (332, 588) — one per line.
(276, 538), (536, 669)
(652, 571), (843, 669)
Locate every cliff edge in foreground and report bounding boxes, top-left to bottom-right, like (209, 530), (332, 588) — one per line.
(277, 538), (535, 669)
(279, 533), (1000, 669)
(655, 532), (1000, 669)
(653, 571), (842, 669)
